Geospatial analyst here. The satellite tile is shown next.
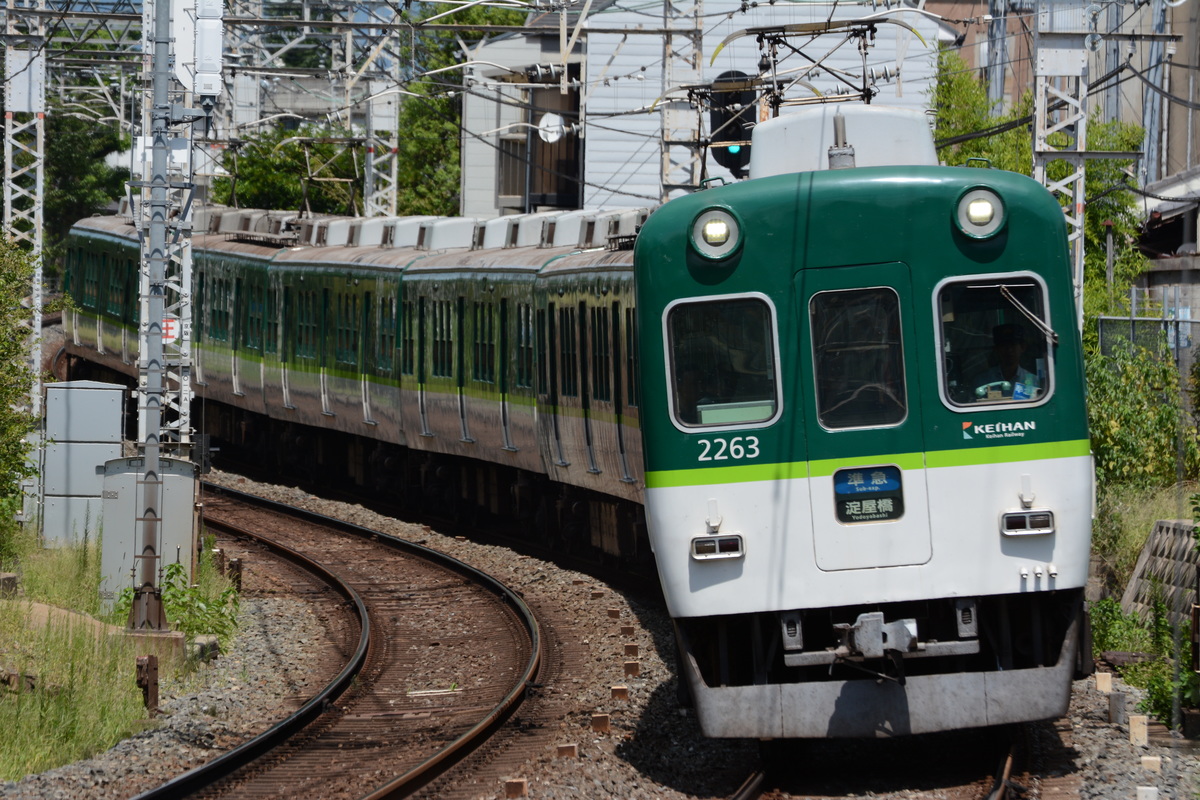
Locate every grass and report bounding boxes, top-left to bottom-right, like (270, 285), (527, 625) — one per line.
(0, 512), (240, 781)
(0, 600), (145, 779)
(1091, 481), (1197, 597)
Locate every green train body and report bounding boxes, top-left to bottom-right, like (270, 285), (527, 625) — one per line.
(64, 210), (648, 555)
(634, 158), (1093, 736)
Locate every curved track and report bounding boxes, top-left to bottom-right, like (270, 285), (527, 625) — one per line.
(134, 484), (541, 800)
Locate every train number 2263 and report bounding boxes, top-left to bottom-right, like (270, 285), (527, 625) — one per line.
(697, 436), (760, 462)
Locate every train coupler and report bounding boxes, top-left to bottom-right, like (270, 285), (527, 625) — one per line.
(783, 606), (980, 668)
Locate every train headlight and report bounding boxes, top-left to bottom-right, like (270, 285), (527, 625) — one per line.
(955, 188), (1005, 239)
(690, 208), (742, 260)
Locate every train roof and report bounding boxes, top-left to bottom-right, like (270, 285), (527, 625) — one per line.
(70, 205), (654, 276)
(69, 214), (139, 241)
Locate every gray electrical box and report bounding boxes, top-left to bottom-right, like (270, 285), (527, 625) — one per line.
(99, 456), (198, 611)
(41, 381), (125, 546)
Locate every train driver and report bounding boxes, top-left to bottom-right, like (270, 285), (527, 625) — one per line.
(973, 323), (1039, 401)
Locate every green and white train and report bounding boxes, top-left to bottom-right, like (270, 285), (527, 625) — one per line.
(65, 103), (1093, 740)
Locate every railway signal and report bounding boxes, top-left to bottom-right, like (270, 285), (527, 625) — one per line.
(709, 70), (754, 179)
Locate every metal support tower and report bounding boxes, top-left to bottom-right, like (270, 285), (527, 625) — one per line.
(3, 1), (47, 531)
(3, 2), (46, 423)
(1033, 1), (1091, 328)
(365, 79), (400, 217)
(661, 0), (703, 199)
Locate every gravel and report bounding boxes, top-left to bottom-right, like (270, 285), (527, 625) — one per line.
(0, 470), (1196, 799)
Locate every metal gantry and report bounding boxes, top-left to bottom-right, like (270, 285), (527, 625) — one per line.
(660, 0), (704, 199)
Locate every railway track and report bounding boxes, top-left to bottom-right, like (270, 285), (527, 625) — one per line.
(134, 485), (541, 799)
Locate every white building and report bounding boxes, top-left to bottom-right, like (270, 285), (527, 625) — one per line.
(460, 1), (950, 218)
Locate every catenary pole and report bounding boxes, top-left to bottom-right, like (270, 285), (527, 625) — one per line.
(127, 0), (172, 631)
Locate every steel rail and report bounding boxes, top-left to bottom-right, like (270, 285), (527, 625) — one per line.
(132, 482), (543, 799)
(128, 513), (370, 800)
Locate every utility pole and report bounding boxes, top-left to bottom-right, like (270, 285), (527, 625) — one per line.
(127, 0), (216, 631)
(126, 0), (175, 631)
(1142, 0), (1168, 183)
(987, 0), (1008, 109)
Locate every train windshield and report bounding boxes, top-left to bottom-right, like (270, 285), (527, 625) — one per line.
(938, 277), (1051, 406)
(809, 287), (907, 429)
(667, 297), (778, 427)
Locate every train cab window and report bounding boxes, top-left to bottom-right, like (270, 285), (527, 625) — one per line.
(667, 297), (778, 427)
(938, 277), (1051, 407)
(810, 288), (907, 429)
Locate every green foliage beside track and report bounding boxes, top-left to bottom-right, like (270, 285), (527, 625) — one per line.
(0, 241), (38, 499)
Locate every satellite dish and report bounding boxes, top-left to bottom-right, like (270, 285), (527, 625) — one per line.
(537, 112), (566, 143)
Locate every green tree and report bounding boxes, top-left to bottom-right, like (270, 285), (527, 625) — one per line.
(0, 240), (38, 498)
(211, 126), (363, 214)
(44, 116), (130, 276)
(393, 3), (526, 215)
(933, 49), (1030, 173)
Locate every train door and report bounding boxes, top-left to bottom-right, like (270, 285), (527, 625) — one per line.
(194, 271), (205, 383)
(611, 301), (634, 483)
(362, 290), (375, 424)
(578, 301), (598, 473)
(232, 277), (244, 395)
(320, 288), (332, 415)
(417, 296), (430, 436)
(500, 299), (515, 450)
(795, 263), (933, 571)
(281, 285), (293, 409)
(457, 296), (470, 442)
(546, 303), (566, 465)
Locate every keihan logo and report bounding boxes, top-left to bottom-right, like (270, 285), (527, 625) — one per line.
(963, 420), (1037, 441)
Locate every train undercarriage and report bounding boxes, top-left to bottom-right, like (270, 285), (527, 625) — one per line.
(675, 588), (1090, 738)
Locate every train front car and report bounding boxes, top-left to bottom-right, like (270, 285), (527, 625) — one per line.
(635, 146), (1092, 738)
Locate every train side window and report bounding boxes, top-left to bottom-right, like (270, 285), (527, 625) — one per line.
(667, 297), (777, 427)
(472, 301), (496, 383)
(560, 306), (578, 397)
(810, 288), (906, 430)
(515, 303), (535, 389)
(400, 299), (414, 375)
(937, 278), (1051, 407)
(625, 307), (638, 409)
(377, 294), (396, 373)
(591, 305), (611, 402)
